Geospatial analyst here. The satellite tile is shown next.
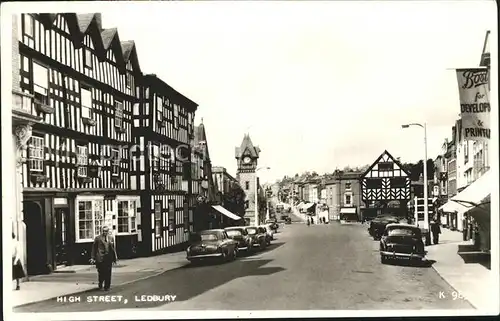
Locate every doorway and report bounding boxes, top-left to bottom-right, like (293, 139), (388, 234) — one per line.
(54, 208), (69, 266)
(23, 201), (46, 275)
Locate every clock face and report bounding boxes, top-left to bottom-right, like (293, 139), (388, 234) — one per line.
(243, 156), (252, 164)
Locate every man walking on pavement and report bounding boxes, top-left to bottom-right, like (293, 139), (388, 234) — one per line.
(90, 226), (117, 291)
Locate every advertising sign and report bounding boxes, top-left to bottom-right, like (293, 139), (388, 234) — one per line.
(456, 68), (490, 141)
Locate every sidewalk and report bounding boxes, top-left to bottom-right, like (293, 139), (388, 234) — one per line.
(425, 228), (494, 311)
(10, 251), (187, 308)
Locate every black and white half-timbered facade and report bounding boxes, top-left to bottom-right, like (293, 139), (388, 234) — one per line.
(132, 74), (197, 255)
(360, 150), (411, 219)
(17, 13), (142, 272)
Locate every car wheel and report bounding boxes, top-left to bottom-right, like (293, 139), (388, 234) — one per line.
(232, 248), (238, 260)
(221, 250), (228, 262)
(380, 255), (387, 264)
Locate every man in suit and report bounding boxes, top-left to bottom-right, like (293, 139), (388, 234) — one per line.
(90, 226), (117, 291)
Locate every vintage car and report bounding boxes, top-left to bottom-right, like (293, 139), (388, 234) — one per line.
(380, 223), (425, 264)
(224, 226), (253, 252)
(259, 224), (274, 244)
(245, 226), (267, 250)
(265, 218), (279, 231)
(284, 217), (292, 224)
(186, 229), (239, 264)
(368, 215), (400, 240)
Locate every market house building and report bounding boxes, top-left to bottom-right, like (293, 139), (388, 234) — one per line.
(15, 13), (142, 273)
(360, 150), (411, 221)
(131, 74), (197, 255)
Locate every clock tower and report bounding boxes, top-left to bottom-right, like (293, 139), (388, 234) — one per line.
(235, 134), (261, 225)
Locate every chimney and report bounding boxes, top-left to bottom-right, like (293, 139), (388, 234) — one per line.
(451, 126), (456, 143)
(94, 13), (102, 31)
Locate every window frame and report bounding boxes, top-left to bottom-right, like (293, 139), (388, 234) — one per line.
(33, 61), (49, 106)
(151, 144), (160, 171)
(156, 96), (163, 123)
(154, 201), (163, 238)
(80, 86), (92, 119)
(75, 196), (104, 243)
(378, 162), (394, 172)
(111, 148), (120, 176)
(183, 201), (189, 231)
(173, 104), (179, 129)
(28, 135), (44, 172)
(24, 14), (34, 38)
(114, 101), (124, 129)
(117, 199), (138, 235)
(125, 72), (132, 89)
(77, 145), (88, 177)
(344, 193), (352, 206)
(168, 199), (176, 234)
(84, 48), (93, 69)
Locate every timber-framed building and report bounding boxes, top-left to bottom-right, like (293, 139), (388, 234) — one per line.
(16, 13), (142, 272)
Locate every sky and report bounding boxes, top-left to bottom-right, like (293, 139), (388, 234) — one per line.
(15, 1), (498, 183)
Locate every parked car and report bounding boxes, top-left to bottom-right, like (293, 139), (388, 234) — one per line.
(245, 226), (267, 250)
(265, 218), (279, 231)
(368, 215), (400, 240)
(186, 229), (239, 264)
(380, 223), (425, 264)
(224, 226), (253, 253)
(284, 217), (292, 224)
(259, 224), (274, 244)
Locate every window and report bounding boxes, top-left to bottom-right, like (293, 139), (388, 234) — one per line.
(117, 200), (137, 234)
(378, 162), (394, 171)
(464, 142), (469, 163)
(28, 136), (44, 172)
(111, 148), (120, 176)
(366, 178), (382, 189)
(33, 62), (49, 105)
(168, 200), (176, 233)
(156, 96), (163, 122)
(77, 145), (88, 177)
(183, 201), (189, 231)
(173, 105), (179, 129)
(345, 194), (352, 206)
(345, 182), (351, 190)
(154, 201), (162, 237)
(81, 87), (92, 119)
(188, 113), (193, 135)
(84, 48), (93, 69)
(245, 181), (250, 190)
(390, 177), (406, 188)
(115, 101), (124, 129)
(152, 145), (160, 171)
(24, 14), (34, 37)
(126, 73), (132, 89)
(77, 199), (104, 242)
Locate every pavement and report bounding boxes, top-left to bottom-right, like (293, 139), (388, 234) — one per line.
(12, 221), (478, 313)
(9, 251), (186, 308)
(425, 227), (495, 312)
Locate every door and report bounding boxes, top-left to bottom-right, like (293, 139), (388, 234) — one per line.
(24, 201), (46, 275)
(54, 208), (69, 266)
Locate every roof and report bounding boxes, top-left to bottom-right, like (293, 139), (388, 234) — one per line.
(143, 74), (198, 110)
(361, 150), (411, 178)
(235, 134), (260, 159)
(38, 13), (142, 74)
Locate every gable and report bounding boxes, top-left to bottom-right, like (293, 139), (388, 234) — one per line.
(362, 150), (410, 179)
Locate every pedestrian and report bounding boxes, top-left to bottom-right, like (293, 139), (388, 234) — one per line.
(430, 214), (441, 245)
(90, 226), (117, 291)
(311, 217), (314, 224)
(307, 217), (310, 226)
(12, 233), (26, 290)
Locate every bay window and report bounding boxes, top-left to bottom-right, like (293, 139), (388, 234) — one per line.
(81, 87), (92, 119)
(77, 145), (88, 177)
(28, 136), (44, 172)
(117, 200), (137, 234)
(76, 198), (104, 242)
(33, 62), (49, 105)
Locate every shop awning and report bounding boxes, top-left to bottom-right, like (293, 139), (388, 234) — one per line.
(212, 205), (241, 221)
(340, 207), (357, 214)
(439, 170), (491, 215)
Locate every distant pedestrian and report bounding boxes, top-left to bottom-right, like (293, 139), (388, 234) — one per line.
(12, 233), (25, 290)
(430, 215), (441, 245)
(307, 217), (310, 226)
(311, 217), (315, 224)
(90, 226), (117, 291)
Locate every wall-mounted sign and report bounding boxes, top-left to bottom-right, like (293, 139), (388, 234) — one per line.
(456, 68), (490, 142)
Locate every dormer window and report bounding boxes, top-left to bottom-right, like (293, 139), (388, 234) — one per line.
(24, 14), (34, 38)
(84, 48), (93, 69)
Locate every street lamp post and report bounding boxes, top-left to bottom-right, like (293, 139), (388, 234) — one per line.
(402, 122), (431, 245)
(255, 166), (270, 226)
